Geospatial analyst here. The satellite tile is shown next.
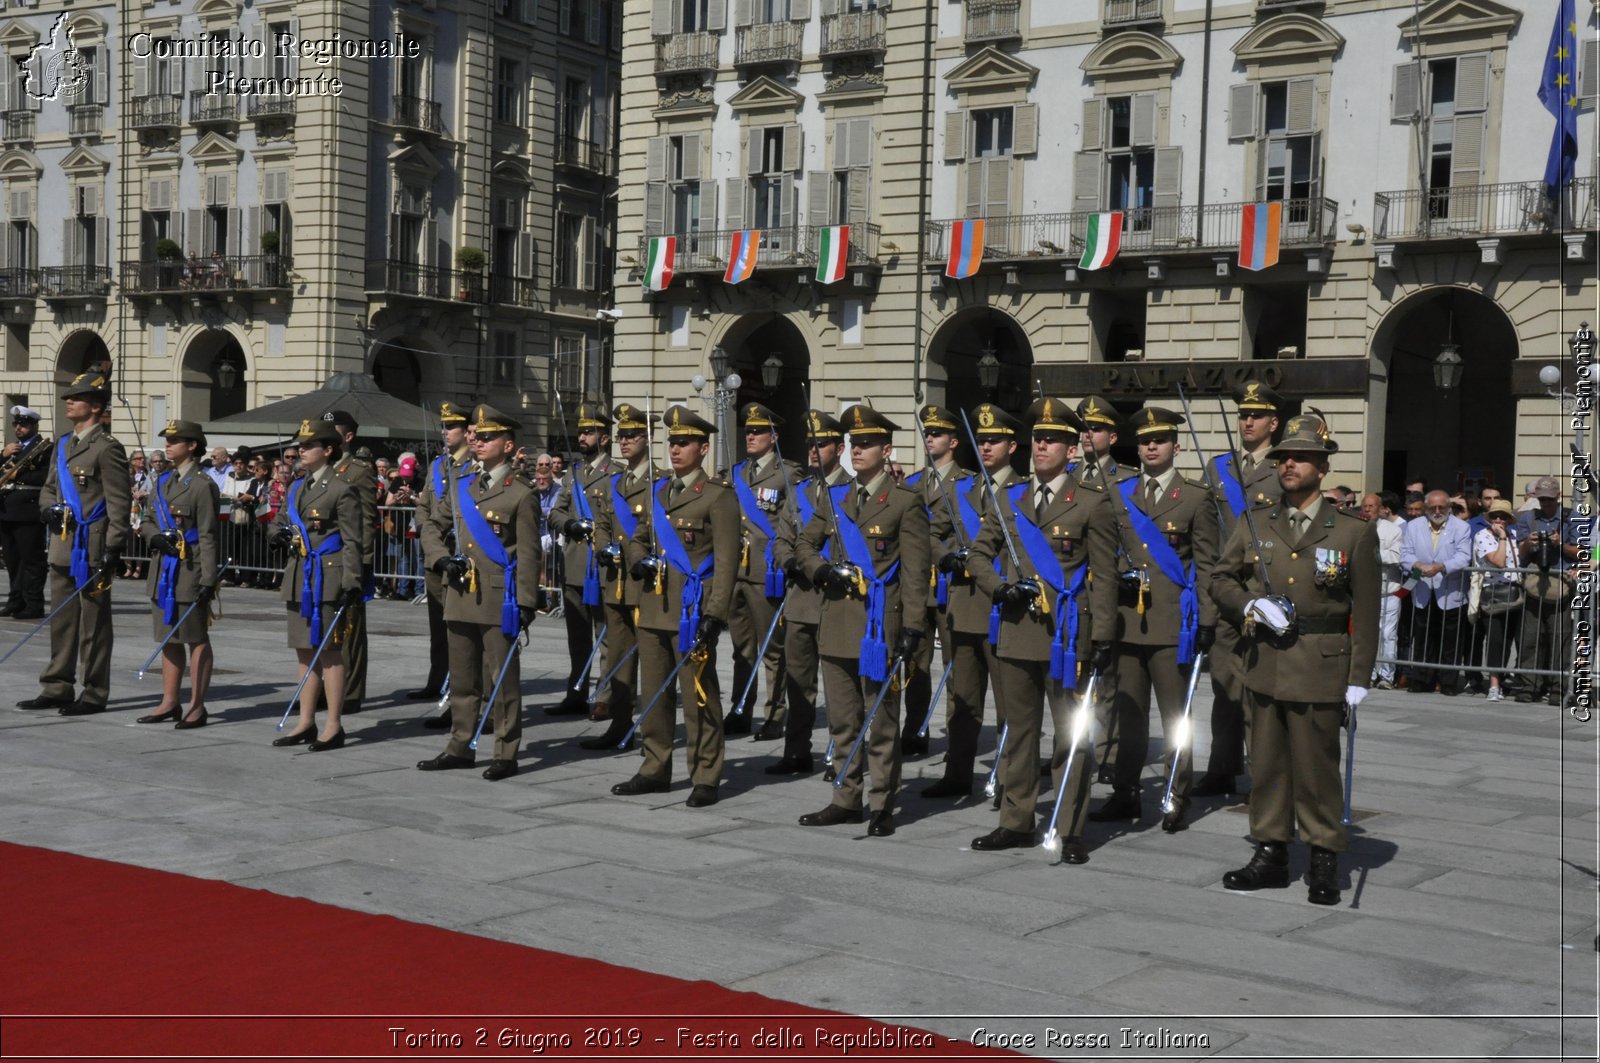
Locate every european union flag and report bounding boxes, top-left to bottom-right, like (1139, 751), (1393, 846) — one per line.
(1538, 0), (1579, 200)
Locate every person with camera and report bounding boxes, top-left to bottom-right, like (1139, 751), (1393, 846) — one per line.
(1511, 476), (1580, 705)
(1472, 499), (1523, 702)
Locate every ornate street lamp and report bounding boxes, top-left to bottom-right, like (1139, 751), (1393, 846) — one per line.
(216, 360), (238, 392)
(1432, 343), (1462, 392)
(977, 346), (1001, 398)
(761, 353), (784, 390)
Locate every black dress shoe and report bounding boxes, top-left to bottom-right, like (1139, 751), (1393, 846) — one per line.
(611, 774), (670, 795)
(1062, 838), (1090, 864)
(900, 734), (929, 757)
(1223, 841), (1290, 891)
(971, 827), (1034, 851)
(1088, 790), (1141, 823)
(867, 812), (896, 837)
(422, 707), (451, 730)
(545, 696), (587, 716)
(11, 609), (43, 620)
(1160, 798), (1190, 833)
(798, 805), (864, 827)
(137, 707), (182, 724)
(921, 774), (974, 799)
(753, 719), (784, 742)
(58, 701), (104, 716)
(174, 708), (209, 730)
(482, 759), (519, 781)
(579, 726), (633, 751)
(308, 729), (345, 751)
(1307, 846), (1341, 906)
(763, 754), (814, 776)
(417, 752), (476, 771)
(17, 694), (71, 711)
(0, 603), (15, 616)
(1190, 772), (1235, 797)
(723, 713), (752, 735)
(686, 784), (719, 807)
(406, 688), (443, 701)
(273, 727), (316, 747)
(340, 700), (362, 715)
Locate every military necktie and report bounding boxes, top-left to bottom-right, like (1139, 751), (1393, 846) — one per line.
(1145, 477), (1160, 509)
(1034, 483), (1052, 523)
(477, 472), (491, 492)
(1289, 510), (1308, 547)
(857, 486), (870, 510)
(671, 478), (685, 501)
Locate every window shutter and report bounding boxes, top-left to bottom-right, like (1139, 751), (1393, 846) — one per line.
(26, 71), (41, 111)
(697, 181), (717, 232)
(724, 176), (746, 230)
(652, 0), (673, 36)
(646, 135), (668, 182)
(79, 185), (98, 216)
(280, 207), (292, 255)
(93, 58), (108, 105)
(1012, 103), (1038, 156)
(521, 0), (535, 23)
(1131, 92), (1157, 148)
(833, 123), (850, 169)
(821, 0), (840, 14)
(848, 117), (871, 167)
(588, 0), (604, 43)
(846, 167), (870, 224)
(791, 0), (811, 19)
(984, 157), (1010, 220)
(1582, 38), (1600, 99)
(245, 26), (264, 79)
(227, 207), (240, 255)
(186, 208), (202, 255)
(807, 170), (830, 225)
(1391, 62), (1420, 121)
(746, 128), (765, 174)
(0, 62), (10, 110)
(780, 173), (797, 234)
(644, 181), (667, 234)
(1073, 152), (1101, 213)
(0, 225), (9, 270)
(963, 163), (984, 219)
(708, 0), (728, 31)
(559, 0), (572, 35)
(943, 108), (966, 162)
(735, 0), (752, 27)
(250, 205), (262, 256)
(1286, 77), (1317, 135)
(516, 231), (534, 277)
(1454, 52), (1489, 112)
(1152, 145), (1182, 208)
(581, 215), (598, 290)
(681, 133), (703, 180)
(287, 18), (300, 78)
(133, 51), (149, 98)
(1082, 97), (1102, 150)
(1227, 83), (1256, 141)
(425, 211), (440, 269)
(64, 218), (77, 267)
(1450, 112), (1483, 189)
(783, 123), (803, 171)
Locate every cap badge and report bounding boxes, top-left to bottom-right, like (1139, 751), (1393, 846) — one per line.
(978, 407), (994, 429)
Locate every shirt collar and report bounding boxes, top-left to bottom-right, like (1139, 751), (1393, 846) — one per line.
(483, 462), (513, 489)
(677, 467), (706, 490)
(990, 465), (1015, 489)
(1034, 471), (1070, 498)
(858, 470), (890, 499)
(1142, 466), (1178, 495)
(751, 451), (776, 475)
(1291, 496), (1325, 524)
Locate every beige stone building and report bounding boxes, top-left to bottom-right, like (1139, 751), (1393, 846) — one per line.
(0, 0), (619, 450)
(613, 0), (1598, 493)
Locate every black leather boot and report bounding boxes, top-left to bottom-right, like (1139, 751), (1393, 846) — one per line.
(1307, 846), (1341, 905)
(1223, 841), (1289, 891)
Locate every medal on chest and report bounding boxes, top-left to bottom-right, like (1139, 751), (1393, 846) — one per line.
(1313, 547), (1349, 588)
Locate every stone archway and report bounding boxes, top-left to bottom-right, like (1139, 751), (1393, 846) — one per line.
(1371, 286), (1517, 494)
(925, 306), (1035, 472)
(708, 313), (814, 465)
(370, 341), (423, 406)
(54, 329), (110, 429)
(179, 329), (248, 421)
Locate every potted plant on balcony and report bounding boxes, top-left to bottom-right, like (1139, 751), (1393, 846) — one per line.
(455, 245), (485, 301)
(155, 238), (182, 289)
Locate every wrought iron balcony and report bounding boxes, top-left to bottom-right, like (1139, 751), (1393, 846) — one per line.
(556, 135), (616, 176)
(636, 226), (805, 274)
(391, 94), (444, 135)
(965, 0), (1022, 43)
(821, 9), (886, 57)
(735, 20), (803, 67)
(189, 90), (237, 125)
(490, 274), (542, 308)
(365, 259), (486, 303)
(0, 268), (40, 299)
(655, 31), (719, 76)
(248, 95), (297, 120)
(120, 255), (294, 296)
(1372, 181), (1581, 241)
(67, 104), (101, 138)
(1, 110), (34, 143)
(40, 266), (111, 300)
(1104, 0), (1163, 28)
(130, 94), (182, 131)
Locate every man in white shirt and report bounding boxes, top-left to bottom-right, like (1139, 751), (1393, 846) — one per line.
(1361, 491), (1405, 689)
(1399, 489), (1473, 695)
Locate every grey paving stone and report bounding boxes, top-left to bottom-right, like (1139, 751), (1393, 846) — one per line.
(495, 822), (765, 874)
(235, 859), (563, 929)
(301, 825), (594, 883)
(1287, 912), (1559, 981)
(496, 861), (783, 920)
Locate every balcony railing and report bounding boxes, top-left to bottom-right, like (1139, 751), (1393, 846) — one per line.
(366, 260), (487, 303)
(1104, 0), (1163, 26)
(1373, 180), (1595, 240)
(40, 265), (111, 298)
(247, 95), (297, 120)
(965, 0), (1022, 43)
(556, 135), (615, 175)
(1, 110), (34, 143)
(67, 104), (102, 137)
(0, 268), (40, 299)
(637, 226), (806, 274)
(736, 20), (803, 66)
(924, 197), (1338, 263)
(821, 10), (887, 56)
(131, 94), (182, 130)
(120, 255), (295, 295)
(189, 90), (237, 125)
(655, 31), (719, 75)
(391, 94), (444, 135)
(490, 274), (541, 308)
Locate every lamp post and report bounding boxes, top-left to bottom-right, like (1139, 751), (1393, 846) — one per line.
(698, 345), (742, 474)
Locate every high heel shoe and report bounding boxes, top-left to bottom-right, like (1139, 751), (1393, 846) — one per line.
(136, 707), (181, 724)
(174, 707), (208, 730)
(272, 727), (316, 747)
(308, 728), (345, 752)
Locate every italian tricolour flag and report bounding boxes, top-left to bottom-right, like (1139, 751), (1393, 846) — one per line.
(1079, 212), (1123, 271)
(816, 225), (849, 285)
(644, 237), (675, 292)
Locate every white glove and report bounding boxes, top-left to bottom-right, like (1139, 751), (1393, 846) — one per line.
(1345, 685), (1368, 707)
(1245, 597), (1292, 634)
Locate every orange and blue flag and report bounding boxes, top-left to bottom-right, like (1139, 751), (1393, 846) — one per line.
(945, 219), (985, 279)
(1237, 202), (1281, 272)
(1539, 0), (1579, 200)
(724, 230), (760, 285)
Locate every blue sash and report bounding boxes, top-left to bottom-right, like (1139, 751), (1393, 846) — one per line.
(793, 479), (837, 564)
(1213, 454), (1248, 518)
(957, 484), (1011, 645)
(285, 479), (345, 646)
(454, 475), (521, 638)
(732, 461), (784, 599)
(831, 495), (899, 683)
(1118, 478), (1199, 665)
(55, 436), (107, 588)
(151, 471), (200, 625)
(652, 482), (715, 652)
(609, 473), (640, 541)
(1007, 483), (1088, 684)
(571, 467), (602, 607)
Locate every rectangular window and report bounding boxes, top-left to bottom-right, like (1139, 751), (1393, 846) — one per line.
(555, 333), (584, 394)
(1421, 54), (1488, 222)
(495, 57), (523, 125)
(751, 127), (784, 229)
(556, 212), (583, 289)
(669, 135), (701, 233)
(398, 50), (425, 99)
(1104, 94), (1153, 220)
(561, 76), (587, 141)
(268, 23), (293, 81)
(9, 219), (32, 270)
(756, 0), (791, 21)
(972, 108), (1013, 159)
(680, 0), (711, 32)
(492, 331), (518, 388)
(152, 40), (177, 95)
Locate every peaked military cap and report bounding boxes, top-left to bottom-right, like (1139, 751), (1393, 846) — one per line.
(612, 403), (654, 432)
(323, 410), (358, 432)
(158, 419), (207, 447)
(438, 401), (470, 425)
(472, 404), (520, 435)
(295, 418), (341, 447)
(1267, 411), (1338, 456)
(804, 409), (844, 440)
(61, 371), (111, 401)
(739, 402), (783, 429)
(575, 402), (611, 429)
(1129, 406), (1185, 437)
(1076, 395), (1120, 429)
(918, 404), (959, 432)
(1026, 397), (1083, 436)
(971, 402), (1021, 438)
(841, 404), (899, 437)
(662, 404), (715, 438)
(1235, 381), (1284, 414)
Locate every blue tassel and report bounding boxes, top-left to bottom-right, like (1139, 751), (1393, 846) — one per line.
(935, 572), (949, 608)
(582, 554), (602, 607)
(988, 604), (1002, 647)
(860, 634), (888, 683)
(765, 565), (786, 599)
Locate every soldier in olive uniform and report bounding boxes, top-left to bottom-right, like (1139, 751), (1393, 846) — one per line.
(416, 405), (543, 781)
(136, 420), (221, 729)
(925, 403), (1020, 799)
(414, 401), (474, 724)
(548, 403), (623, 715)
(1194, 383), (1283, 797)
(767, 409), (851, 775)
(616, 405), (740, 807)
(727, 402), (796, 739)
(0, 405), (49, 618)
(968, 399), (1119, 860)
(1091, 407), (1220, 833)
(1210, 413), (1378, 905)
(326, 411), (376, 715)
(19, 372), (131, 715)
(269, 420), (364, 751)
(794, 405), (931, 836)
(900, 405), (973, 757)
(580, 402), (657, 751)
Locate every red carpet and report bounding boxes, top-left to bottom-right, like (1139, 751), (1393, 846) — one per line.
(1, 842), (1011, 1061)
